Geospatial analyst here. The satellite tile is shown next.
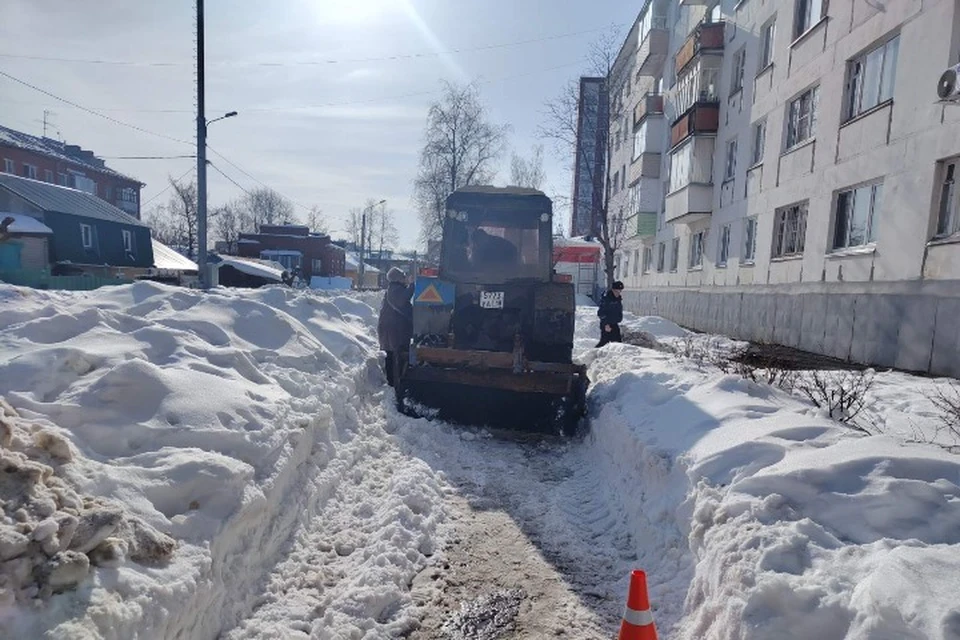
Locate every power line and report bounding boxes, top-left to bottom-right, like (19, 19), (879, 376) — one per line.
(0, 25), (622, 68)
(206, 145), (313, 213)
(207, 161), (254, 198)
(141, 163), (197, 209)
(0, 69), (193, 146)
(100, 154), (197, 160)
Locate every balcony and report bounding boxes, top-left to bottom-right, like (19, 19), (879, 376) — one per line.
(665, 184), (713, 225)
(633, 93), (664, 127)
(665, 136), (714, 225)
(675, 21), (725, 76)
(629, 211), (658, 239)
(637, 17), (669, 77)
(630, 117), (665, 182)
(671, 102), (720, 147)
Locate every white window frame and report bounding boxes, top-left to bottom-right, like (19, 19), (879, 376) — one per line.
(2, 159), (13, 173)
(935, 158), (960, 238)
(656, 242), (666, 272)
(689, 231), (705, 269)
(717, 224), (732, 266)
(759, 18), (776, 70)
(633, 121), (649, 161)
(23, 164), (37, 180)
(795, 0), (825, 39)
(122, 229), (135, 254)
(844, 34), (899, 122)
(731, 47), (746, 95)
(786, 86), (819, 150)
(80, 223), (94, 250)
(44, 169), (54, 183)
(642, 247), (653, 273)
(632, 249), (640, 276)
(833, 181), (883, 250)
(751, 120), (766, 166)
(724, 138), (738, 182)
(742, 216), (758, 264)
(669, 237), (680, 272)
(773, 202), (808, 258)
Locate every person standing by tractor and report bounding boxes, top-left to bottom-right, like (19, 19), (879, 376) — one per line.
(378, 267), (414, 389)
(596, 280), (624, 348)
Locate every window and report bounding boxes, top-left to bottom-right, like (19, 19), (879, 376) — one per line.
(633, 249), (640, 276)
(44, 169), (54, 183)
(22, 164), (37, 179)
(122, 229), (135, 255)
(724, 138), (738, 182)
(612, 171), (620, 195)
(773, 203), (808, 258)
(731, 47), (746, 95)
(657, 243), (666, 272)
(760, 18), (776, 70)
(834, 181), (882, 249)
(261, 250), (302, 271)
(718, 224), (732, 266)
(845, 35), (899, 121)
(936, 159), (960, 237)
(743, 217), (758, 263)
(751, 120), (766, 166)
(80, 223), (94, 250)
(795, 0), (825, 38)
(633, 122), (648, 161)
(623, 251), (630, 277)
(621, 166), (626, 191)
(643, 247), (653, 273)
(786, 86), (819, 149)
(119, 187), (138, 204)
(58, 173), (69, 186)
(670, 237), (680, 272)
(689, 231), (705, 269)
(3, 159), (14, 173)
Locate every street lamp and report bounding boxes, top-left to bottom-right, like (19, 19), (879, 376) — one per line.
(196, 108), (238, 289)
(359, 198), (386, 289)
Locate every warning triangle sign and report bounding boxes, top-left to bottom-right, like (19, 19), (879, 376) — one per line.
(417, 284), (443, 303)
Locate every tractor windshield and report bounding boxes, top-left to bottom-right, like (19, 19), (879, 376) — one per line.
(441, 207), (549, 283)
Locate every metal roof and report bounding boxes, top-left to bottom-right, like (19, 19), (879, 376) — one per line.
(0, 173), (149, 228)
(0, 212), (53, 235)
(0, 124), (142, 184)
(151, 239), (197, 272)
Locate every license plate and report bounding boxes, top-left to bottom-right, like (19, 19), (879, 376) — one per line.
(479, 291), (504, 309)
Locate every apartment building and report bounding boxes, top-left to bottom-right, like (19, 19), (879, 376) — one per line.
(610, 0), (960, 376)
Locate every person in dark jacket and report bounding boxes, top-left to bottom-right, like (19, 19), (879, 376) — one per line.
(596, 280), (624, 348)
(378, 267), (414, 387)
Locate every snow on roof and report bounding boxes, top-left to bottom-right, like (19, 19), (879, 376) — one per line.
(0, 174), (149, 228)
(216, 255), (285, 281)
(151, 239), (198, 272)
(344, 253), (381, 273)
(0, 124), (142, 184)
(0, 212), (53, 235)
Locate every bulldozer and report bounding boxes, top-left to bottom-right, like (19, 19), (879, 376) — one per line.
(397, 186), (588, 436)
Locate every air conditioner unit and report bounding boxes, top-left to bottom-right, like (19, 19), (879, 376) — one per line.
(937, 64), (960, 101)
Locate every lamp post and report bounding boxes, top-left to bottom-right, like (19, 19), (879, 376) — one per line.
(196, 0), (237, 289)
(358, 198), (386, 289)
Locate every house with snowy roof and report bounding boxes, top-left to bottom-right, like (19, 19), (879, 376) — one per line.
(0, 124), (144, 218)
(0, 172), (153, 280)
(236, 224), (345, 282)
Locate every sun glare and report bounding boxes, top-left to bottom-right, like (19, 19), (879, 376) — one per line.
(313, 0), (393, 25)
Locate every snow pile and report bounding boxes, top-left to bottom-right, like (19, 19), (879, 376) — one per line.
(0, 398), (175, 606)
(0, 282), (448, 639)
(578, 309), (960, 638)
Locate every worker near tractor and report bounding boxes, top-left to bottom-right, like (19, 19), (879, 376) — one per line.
(596, 280), (625, 347)
(471, 228), (519, 266)
(377, 267), (414, 389)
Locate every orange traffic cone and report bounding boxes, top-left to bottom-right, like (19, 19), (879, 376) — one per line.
(618, 570), (658, 640)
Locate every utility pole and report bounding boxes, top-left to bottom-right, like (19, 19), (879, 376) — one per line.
(359, 208), (367, 290)
(196, 0), (208, 288)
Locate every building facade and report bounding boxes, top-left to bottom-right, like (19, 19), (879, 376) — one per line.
(236, 224), (345, 280)
(610, 0), (960, 375)
(0, 125), (144, 219)
(571, 77), (609, 237)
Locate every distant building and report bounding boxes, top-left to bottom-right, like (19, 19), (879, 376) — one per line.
(0, 124), (144, 219)
(570, 77), (609, 238)
(236, 224), (345, 280)
(0, 172), (153, 278)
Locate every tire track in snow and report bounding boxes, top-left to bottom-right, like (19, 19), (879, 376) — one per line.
(397, 421), (636, 639)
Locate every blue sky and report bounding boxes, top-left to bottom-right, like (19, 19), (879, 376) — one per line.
(1, 0), (640, 249)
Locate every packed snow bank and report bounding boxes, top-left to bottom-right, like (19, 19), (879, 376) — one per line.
(0, 282), (447, 639)
(577, 309), (960, 639)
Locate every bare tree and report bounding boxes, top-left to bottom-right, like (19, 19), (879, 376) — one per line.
(509, 144), (546, 190)
(413, 81), (508, 247)
(167, 177), (198, 259)
(212, 202), (242, 252)
(539, 28), (621, 287)
(373, 205), (399, 266)
(306, 206), (328, 235)
(346, 207), (364, 247)
(238, 188), (296, 230)
(143, 204), (178, 247)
